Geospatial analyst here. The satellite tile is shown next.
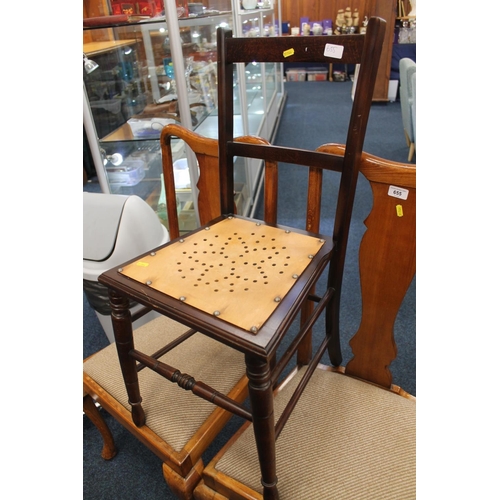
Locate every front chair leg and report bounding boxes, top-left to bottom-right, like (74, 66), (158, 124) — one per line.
(83, 394), (117, 460)
(245, 353), (280, 500)
(109, 288), (146, 427)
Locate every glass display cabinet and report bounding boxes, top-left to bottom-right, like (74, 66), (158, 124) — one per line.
(83, 0), (284, 231)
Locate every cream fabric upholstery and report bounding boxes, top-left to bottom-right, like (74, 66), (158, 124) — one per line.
(84, 316), (246, 452)
(215, 367), (416, 499)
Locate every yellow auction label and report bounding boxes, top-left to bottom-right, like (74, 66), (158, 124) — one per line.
(283, 48), (294, 58)
(136, 262), (149, 267)
(396, 205), (404, 217)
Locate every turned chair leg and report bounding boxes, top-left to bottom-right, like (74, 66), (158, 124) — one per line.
(83, 394), (117, 460)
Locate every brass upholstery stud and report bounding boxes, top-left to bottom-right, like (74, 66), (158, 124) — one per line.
(274, 297), (281, 303)
(150, 251), (156, 256)
(213, 310), (220, 316)
(179, 296), (186, 302)
(250, 326), (258, 333)
(308, 254), (314, 259)
(146, 280), (152, 286)
(179, 239), (185, 243)
(118, 268), (123, 272)
(292, 274), (299, 279)
(285, 230), (290, 234)
(205, 227), (211, 231)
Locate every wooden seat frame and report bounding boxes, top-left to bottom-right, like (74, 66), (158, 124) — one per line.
(97, 18), (386, 500)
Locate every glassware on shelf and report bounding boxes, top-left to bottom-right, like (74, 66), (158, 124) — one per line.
(184, 56), (194, 93)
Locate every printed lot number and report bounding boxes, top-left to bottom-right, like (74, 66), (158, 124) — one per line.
(388, 185), (409, 200)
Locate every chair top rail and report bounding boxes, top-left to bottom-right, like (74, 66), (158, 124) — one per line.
(223, 33), (365, 65)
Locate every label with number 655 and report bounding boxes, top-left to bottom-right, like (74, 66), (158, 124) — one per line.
(323, 44), (344, 59)
(388, 185), (409, 200)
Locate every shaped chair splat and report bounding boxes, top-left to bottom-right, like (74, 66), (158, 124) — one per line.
(319, 144), (416, 388)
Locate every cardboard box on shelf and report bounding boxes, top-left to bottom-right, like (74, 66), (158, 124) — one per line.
(285, 68), (306, 82)
(307, 68), (328, 81)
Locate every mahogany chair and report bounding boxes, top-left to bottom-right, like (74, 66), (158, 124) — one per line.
(194, 147), (416, 500)
(96, 18), (386, 500)
(83, 125), (275, 499)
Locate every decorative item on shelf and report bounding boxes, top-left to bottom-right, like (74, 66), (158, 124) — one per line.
(302, 23), (310, 35)
(360, 16), (368, 34)
(291, 26), (300, 36)
(312, 23), (323, 35)
(398, 21), (416, 44)
(188, 3), (204, 15)
(323, 19), (332, 34)
(344, 7), (352, 27)
(333, 71), (346, 82)
(242, 0), (258, 9)
(300, 16), (309, 35)
(353, 9), (359, 28)
(110, 0), (161, 17)
(163, 58), (175, 78)
(334, 8), (359, 34)
(409, 20), (416, 43)
(176, 0), (188, 18)
(334, 9), (344, 34)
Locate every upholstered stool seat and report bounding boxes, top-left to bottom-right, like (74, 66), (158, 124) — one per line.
(198, 367), (416, 499)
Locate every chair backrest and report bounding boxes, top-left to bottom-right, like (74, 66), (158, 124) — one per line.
(216, 17), (386, 364)
(318, 143), (416, 390)
(399, 57), (416, 141)
(160, 124), (220, 240)
(160, 123), (278, 239)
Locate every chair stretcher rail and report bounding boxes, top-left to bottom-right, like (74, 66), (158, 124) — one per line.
(275, 335), (330, 440)
(271, 287), (335, 387)
(130, 349), (253, 422)
(136, 328), (197, 372)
